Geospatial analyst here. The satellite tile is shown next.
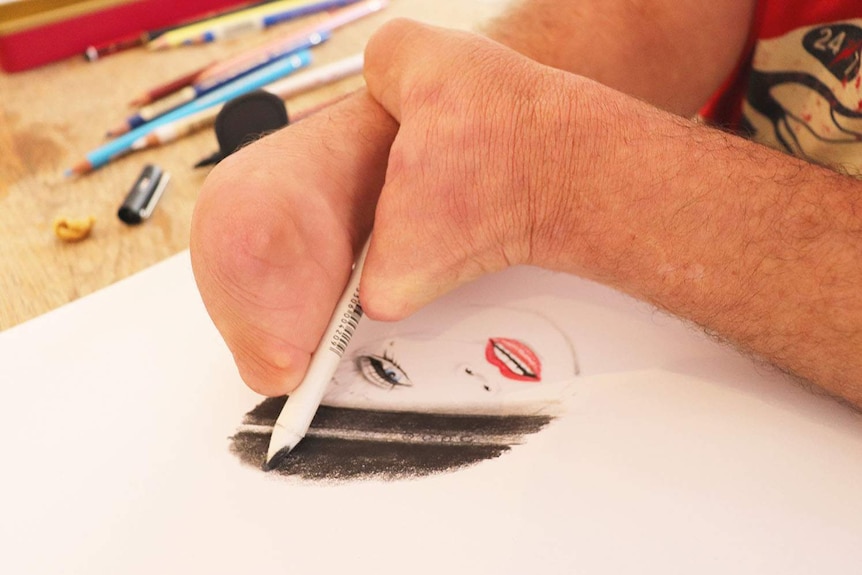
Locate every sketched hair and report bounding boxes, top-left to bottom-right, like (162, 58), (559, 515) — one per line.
(230, 400), (554, 483)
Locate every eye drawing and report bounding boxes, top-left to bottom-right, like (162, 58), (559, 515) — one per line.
(356, 353), (411, 388)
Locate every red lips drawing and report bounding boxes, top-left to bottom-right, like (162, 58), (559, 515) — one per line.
(485, 338), (542, 381)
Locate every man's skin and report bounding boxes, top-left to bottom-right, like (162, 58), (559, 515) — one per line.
(190, 0), (862, 408)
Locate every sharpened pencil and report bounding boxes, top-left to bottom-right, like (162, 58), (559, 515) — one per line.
(129, 66), (212, 107)
(65, 51), (312, 177)
(108, 31), (329, 137)
(196, 0), (383, 83)
(84, 2), (284, 64)
(84, 33), (146, 62)
(126, 0), (383, 108)
(130, 53), (363, 151)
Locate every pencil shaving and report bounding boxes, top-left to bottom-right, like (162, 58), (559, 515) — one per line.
(53, 216), (96, 242)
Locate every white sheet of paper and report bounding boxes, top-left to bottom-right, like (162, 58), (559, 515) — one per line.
(2, 251), (861, 574)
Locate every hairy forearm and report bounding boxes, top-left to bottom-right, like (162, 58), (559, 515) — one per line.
(359, 18), (862, 406)
(535, 78), (862, 406)
(483, 0), (756, 116)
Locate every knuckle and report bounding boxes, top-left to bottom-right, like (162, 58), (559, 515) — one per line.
(364, 18), (420, 84)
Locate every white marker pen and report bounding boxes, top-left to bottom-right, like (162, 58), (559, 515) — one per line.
(265, 238), (370, 470)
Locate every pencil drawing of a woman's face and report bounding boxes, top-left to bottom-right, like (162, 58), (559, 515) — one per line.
(325, 306), (579, 415)
(231, 305), (579, 482)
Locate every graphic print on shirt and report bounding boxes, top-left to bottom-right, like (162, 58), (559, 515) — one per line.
(743, 20), (862, 176)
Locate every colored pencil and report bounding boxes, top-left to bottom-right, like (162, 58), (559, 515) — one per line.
(127, 0), (383, 107)
(129, 66), (213, 107)
(84, 1), (282, 63)
(189, 0), (361, 45)
(84, 33), (146, 62)
(267, 51), (362, 100)
(129, 108), (220, 151)
(197, 0), (383, 82)
(64, 51), (312, 177)
(108, 30), (329, 137)
(130, 53), (363, 151)
(148, 0), (358, 50)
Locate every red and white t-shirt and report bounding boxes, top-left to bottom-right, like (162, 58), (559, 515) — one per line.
(700, 0), (862, 175)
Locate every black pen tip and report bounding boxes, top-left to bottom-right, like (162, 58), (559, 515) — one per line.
(263, 446), (293, 472)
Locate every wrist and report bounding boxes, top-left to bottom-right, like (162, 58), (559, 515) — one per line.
(516, 70), (622, 276)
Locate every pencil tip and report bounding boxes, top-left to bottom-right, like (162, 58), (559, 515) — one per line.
(264, 446), (293, 472)
(64, 160), (93, 178)
(106, 124), (130, 138)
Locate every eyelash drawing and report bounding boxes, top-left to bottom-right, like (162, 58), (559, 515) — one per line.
(356, 352), (412, 389)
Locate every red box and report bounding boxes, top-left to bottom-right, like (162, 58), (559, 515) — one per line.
(0, 0), (257, 72)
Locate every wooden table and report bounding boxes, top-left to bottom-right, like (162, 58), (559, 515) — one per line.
(0, 0), (505, 331)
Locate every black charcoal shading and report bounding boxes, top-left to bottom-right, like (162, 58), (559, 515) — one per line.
(230, 397), (553, 482)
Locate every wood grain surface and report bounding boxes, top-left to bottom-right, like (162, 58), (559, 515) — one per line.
(0, 0), (506, 330)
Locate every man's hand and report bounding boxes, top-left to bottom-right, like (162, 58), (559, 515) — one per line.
(191, 20), (608, 395)
(190, 92), (396, 396)
(359, 19), (606, 320)
(192, 18), (862, 408)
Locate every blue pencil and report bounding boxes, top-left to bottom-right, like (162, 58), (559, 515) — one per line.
(65, 50), (312, 176)
(108, 31), (328, 136)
